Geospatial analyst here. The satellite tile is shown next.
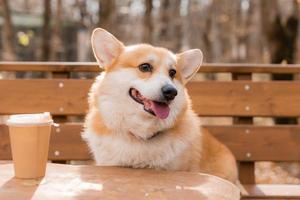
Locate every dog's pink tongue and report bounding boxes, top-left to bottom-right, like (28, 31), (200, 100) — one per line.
(151, 101), (170, 119)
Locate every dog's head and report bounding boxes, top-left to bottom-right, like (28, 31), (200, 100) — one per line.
(91, 28), (202, 130)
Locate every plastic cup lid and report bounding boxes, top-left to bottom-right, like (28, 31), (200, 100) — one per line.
(6, 112), (53, 126)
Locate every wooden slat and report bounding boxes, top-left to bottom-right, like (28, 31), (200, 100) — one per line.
(0, 123), (91, 160)
(241, 184), (300, 199)
(188, 81), (300, 117)
(0, 79), (91, 115)
(2, 124), (300, 162)
(2, 80), (300, 117)
(49, 123), (91, 160)
(1, 62), (300, 73)
(204, 125), (300, 161)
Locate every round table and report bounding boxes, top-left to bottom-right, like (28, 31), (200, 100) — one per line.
(0, 163), (240, 200)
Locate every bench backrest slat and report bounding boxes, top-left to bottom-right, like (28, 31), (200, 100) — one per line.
(204, 125), (300, 161)
(1, 79), (300, 117)
(0, 79), (91, 115)
(189, 81), (300, 117)
(1, 124), (300, 161)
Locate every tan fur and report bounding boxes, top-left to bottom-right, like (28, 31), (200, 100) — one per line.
(108, 44), (182, 81)
(199, 128), (238, 183)
(160, 103), (238, 183)
(83, 28), (238, 184)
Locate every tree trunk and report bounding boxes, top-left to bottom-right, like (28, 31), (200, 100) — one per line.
(1, 0), (16, 61)
(23, 0), (30, 13)
(266, 0), (298, 67)
(76, 0), (87, 28)
(50, 0), (63, 60)
(158, 0), (182, 52)
(173, 0), (182, 51)
(244, 0), (263, 63)
(41, 0), (52, 61)
(143, 0), (153, 43)
(259, 0), (276, 63)
(98, 0), (115, 30)
(159, 0), (171, 48)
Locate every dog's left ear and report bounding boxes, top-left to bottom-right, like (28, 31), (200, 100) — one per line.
(91, 28), (124, 70)
(177, 49), (203, 84)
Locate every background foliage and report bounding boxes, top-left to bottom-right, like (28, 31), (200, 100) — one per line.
(0, 0), (299, 63)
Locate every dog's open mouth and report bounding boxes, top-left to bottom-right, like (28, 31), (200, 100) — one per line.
(129, 88), (170, 119)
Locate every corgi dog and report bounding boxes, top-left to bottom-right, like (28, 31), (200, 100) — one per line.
(83, 28), (238, 183)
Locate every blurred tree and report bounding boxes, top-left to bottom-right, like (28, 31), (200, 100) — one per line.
(158, 0), (181, 52)
(41, 0), (52, 61)
(269, 15), (298, 65)
(76, 0), (88, 28)
(1, 0), (16, 60)
(246, 0), (264, 63)
(173, 0), (182, 51)
(0, 0), (299, 64)
(23, 0), (31, 13)
(77, 1), (89, 62)
(159, 0), (170, 40)
(143, 0), (153, 43)
(260, 0), (299, 66)
(98, 0), (115, 29)
(51, 0), (63, 60)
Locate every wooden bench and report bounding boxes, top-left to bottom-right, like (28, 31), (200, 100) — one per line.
(1, 62), (300, 199)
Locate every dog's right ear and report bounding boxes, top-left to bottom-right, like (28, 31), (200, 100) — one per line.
(91, 28), (124, 70)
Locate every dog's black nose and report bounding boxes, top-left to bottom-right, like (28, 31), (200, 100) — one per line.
(161, 84), (177, 101)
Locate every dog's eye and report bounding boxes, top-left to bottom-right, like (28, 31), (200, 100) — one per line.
(138, 63), (152, 73)
(169, 69), (176, 79)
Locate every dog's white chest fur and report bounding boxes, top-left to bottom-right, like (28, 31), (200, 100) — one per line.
(83, 129), (189, 169)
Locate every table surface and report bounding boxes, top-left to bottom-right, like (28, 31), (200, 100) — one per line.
(0, 163), (240, 200)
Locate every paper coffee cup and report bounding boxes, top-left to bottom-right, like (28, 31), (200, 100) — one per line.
(7, 112), (53, 179)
